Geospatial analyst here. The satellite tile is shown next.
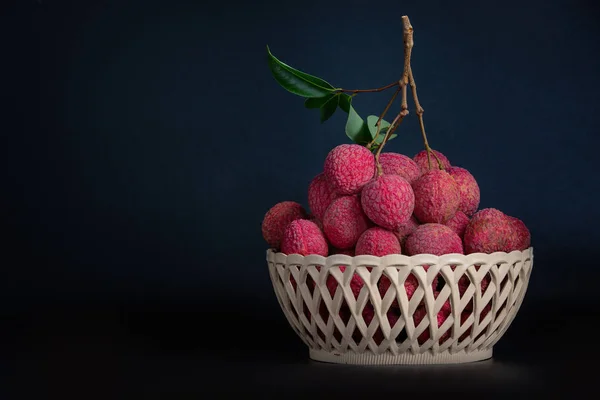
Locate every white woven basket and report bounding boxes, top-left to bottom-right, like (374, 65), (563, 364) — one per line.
(267, 248), (533, 365)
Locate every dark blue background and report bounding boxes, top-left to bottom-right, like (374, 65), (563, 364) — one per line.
(3, 0), (599, 314)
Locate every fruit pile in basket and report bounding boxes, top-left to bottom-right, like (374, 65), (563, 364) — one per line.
(262, 145), (530, 258)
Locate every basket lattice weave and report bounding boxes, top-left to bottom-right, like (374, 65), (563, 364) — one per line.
(267, 248), (533, 365)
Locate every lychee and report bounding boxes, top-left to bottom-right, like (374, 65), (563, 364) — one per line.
(379, 152), (421, 184)
(412, 169), (460, 224)
(261, 201), (307, 249)
(361, 174), (415, 230)
(308, 172), (340, 221)
(445, 211), (470, 238)
(405, 223), (464, 256)
(281, 219), (329, 256)
(413, 149), (451, 174)
(447, 166), (480, 216)
(413, 299), (452, 344)
(394, 215), (420, 247)
(463, 208), (513, 254)
(324, 144), (375, 195)
(507, 216), (531, 251)
(355, 227), (401, 256)
(323, 195), (370, 249)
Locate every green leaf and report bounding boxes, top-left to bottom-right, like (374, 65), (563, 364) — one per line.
(338, 94), (352, 113)
(320, 94), (339, 123)
(366, 115), (391, 139)
(374, 133), (398, 145)
(305, 94), (335, 109)
(345, 105), (372, 145)
(266, 46), (336, 98)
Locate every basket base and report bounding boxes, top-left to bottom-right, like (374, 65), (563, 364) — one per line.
(309, 348), (493, 365)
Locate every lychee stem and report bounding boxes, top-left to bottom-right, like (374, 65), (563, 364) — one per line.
(408, 66), (443, 170)
(375, 87), (409, 175)
(367, 85), (401, 150)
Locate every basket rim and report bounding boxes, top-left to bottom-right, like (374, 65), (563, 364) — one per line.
(266, 247), (533, 263)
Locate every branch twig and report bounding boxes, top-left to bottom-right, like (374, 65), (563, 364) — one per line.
(374, 84), (409, 175)
(338, 81), (399, 94)
(373, 15), (414, 170)
(408, 65), (443, 170)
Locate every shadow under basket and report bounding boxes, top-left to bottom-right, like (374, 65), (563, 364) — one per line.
(266, 248), (533, 365)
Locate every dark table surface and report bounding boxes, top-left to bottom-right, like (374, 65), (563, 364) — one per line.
(2, 296), (598, 399)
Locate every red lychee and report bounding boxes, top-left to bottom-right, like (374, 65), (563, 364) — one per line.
(445, 211), (470, 239)
(507, 216), (531, 251)
(281, 219), (329, 256)
(361, 174), (415, 230)
(379, 152), (421, 184)
(412, 169), (460, 224)
(413, 150), (451, 174)
(463, 208), (513, 254)
(447, 166), (480, 216)
(355, 227), (401, 256)
(308, 172), (340, 222)
(261, 201), (307, 249)
(405, 223), (464, 256)
(323, 195), (370, 249)
(324, 144), (375, 195)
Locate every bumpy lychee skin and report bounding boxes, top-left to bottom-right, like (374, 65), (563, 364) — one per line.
(261, 201), (307, 249)
(379, 152), (421, 184)
(412, 169), (460, 224)
(447, 166), (480, 216)
(281, 219), (328, 256)
(506, 216), (531, 251)
(405, 223), (464, 256)
(464, 208), (513, 254)
(361, 174), (415, 231)
(394, 215), (420, 247)
(308, 172), (340, 221)
(413, 150), (451, 174)
(356, 227), (401, 256)
(323, 195), (370, 249)
(324, 144), (375, 195)
(445, 211), (470, 238)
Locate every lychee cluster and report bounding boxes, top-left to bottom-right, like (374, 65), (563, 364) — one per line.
(262, 144), (531, 345)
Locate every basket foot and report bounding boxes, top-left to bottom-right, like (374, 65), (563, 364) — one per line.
(309, 348), (493, 365)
